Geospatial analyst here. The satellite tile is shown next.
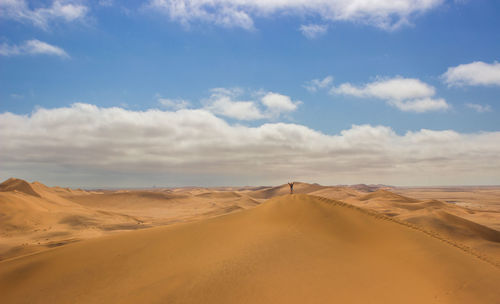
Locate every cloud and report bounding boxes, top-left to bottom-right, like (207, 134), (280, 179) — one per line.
(443, 61), (500, 87)
(147, 0), (444, 31)
(0, 0), (88, 29)
(157, 96), (191, 110)
(0, 39), (69, 58)
(300, 24), (328, 39)
(1, 103), (500, 187)
(304, 76), (333, 92)
(389, 98), (449, 113)
(331, 76), (449, 113)
(204, 88), (266, 120)
(332, 77), (435, 100)
(261, 92), (299, 113)
(466, 103), (492, 113)
(203, 88), (300, 120)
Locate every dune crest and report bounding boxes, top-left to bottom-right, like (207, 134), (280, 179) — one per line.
(0, 178), (41, 198)
(359, 189), (418, 202)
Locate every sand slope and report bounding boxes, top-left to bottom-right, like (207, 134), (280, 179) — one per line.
(0, 179), (145, 259)
(0, 178), (41, 198)
(1, 194), (499, 304)
(0, 178), (261, 260)
(330, 188), (500, 263)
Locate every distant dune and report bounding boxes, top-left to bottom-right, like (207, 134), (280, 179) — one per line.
(0, 178), (263, 260)
(1, 194), (499, 303)
(0, 178), (41, 197)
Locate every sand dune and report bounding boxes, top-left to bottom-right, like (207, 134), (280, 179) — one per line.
(0, 178), (261, 260)
(2, 178), (500, 265)
(246, 182), (326, 199)
(195, 191), (242, 199)
(400, 210), (500, 242)
(0, 194), (498, 303)
(398, 209), (500, 260)
(394, 186), (500, 231)
(0, 178), (41, 198)
(0, 179), (146, 259)
(358, 189), (419, 203)
(1, 178), (500, 302)
(319, 187), (500, 264)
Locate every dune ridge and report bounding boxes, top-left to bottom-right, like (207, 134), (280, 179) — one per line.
(320, 187), (500, 264)
(311, 195), (500, 268)
(0, 178), (41, 198)
(358, 189), (419, 202)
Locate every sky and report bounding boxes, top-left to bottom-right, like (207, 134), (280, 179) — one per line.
(1, 0), (500, 187)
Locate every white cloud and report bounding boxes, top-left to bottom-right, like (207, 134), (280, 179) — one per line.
(300, 24), (328, 39)
(1, 103), (500, 187)
(389, 98), (449, 113)
(203, 88), (300, 120)
(332, 77), (435, 100)
(331, 76), (449, 113)
(206, 96), (264, 120)
(157, 96), (191, 110)
(147, 0), (444, 31)
(204, 88), (265, 120)
(304, 76), (333, 92)
(0, 39), (69, 58)
(466, 103), (492, 113)
(443, 61), (500, 87)
(261, 92), (299, 113)
(0, 0), (88, 29)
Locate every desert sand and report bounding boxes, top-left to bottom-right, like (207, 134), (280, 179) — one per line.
(0, 178), (261, 260)
(1, 178), (500, 303)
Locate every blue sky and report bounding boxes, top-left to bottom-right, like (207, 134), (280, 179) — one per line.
(1, 0), (500, 187)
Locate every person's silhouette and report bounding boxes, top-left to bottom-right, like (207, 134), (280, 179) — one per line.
(288, 182), (294, 194)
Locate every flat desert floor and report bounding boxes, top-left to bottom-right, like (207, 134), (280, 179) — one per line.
(1, 178), (499, 303)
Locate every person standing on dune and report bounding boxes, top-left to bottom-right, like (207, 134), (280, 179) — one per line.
(288, 182), (294, 194)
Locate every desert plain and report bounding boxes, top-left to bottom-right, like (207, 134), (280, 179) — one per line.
(0, 177), (499, 303)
